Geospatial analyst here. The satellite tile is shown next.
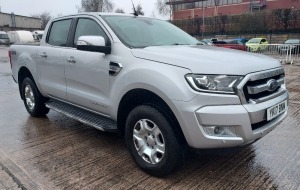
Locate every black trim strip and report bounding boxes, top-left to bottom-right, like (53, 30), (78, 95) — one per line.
(77, 45), (111, 54)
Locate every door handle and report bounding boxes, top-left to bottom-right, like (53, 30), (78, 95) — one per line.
(40, 52), (47, 58)
(67, 56), (76, 64)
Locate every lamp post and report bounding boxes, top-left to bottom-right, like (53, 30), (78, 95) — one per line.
(202, 2), (207, 39)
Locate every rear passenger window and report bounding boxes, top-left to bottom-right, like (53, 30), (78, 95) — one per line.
(48, 19), (72, 47)
(73, 18), (108, 47)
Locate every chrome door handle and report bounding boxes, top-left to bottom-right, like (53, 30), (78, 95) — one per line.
(40, 52), (47, 58)
(67, 57), (76, 64)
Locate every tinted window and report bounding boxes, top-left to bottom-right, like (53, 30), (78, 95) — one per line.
(228, 40), (238, 44)
(248, 38), (260, 43)
(74, 18), (108, 47)
(261, 39), (266, 43)
(48, 19), (72, 47)
(0, 34), (9, 39)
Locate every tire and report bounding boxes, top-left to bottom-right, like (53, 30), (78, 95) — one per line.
(21, 77), (49, 117)
(125, 105), (184, 177)
(256, 47), (261, 53)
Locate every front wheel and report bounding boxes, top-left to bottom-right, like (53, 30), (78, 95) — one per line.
(21, 77), (49, 117)
(125, 105), (184, 177)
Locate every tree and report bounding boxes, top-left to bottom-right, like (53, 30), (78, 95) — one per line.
(115, 8), (125, 13)
(80, 0), (114, 12)
(31, 12), (52, 29)
(135, 4), (144, 16)
(156, 0), (173, 20)
(273, 9), (294, 32)
(218, 15), (228, 34)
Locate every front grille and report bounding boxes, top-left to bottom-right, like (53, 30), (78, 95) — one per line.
(241, 69), (285, 103)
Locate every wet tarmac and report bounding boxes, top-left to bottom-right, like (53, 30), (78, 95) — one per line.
(0, 46), (299, 190)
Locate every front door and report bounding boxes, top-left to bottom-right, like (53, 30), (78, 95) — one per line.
(65, 17), (111, 115)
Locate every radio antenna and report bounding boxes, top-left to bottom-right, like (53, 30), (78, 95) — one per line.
(131, 0), (138, 16)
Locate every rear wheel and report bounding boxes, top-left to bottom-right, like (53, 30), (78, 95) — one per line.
(125, 105), (184, 177)
(21, 77), (49, 117)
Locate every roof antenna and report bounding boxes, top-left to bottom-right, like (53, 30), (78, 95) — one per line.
(131, 0), (138, 16)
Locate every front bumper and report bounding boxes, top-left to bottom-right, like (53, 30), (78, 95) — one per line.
(172, 90), (288, 149)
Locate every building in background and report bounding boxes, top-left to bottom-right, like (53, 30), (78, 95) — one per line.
(0, 12), (41, 31)
(169, 0), (300, 20)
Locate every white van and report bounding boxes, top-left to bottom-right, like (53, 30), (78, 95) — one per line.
(7, 31), (34, 44)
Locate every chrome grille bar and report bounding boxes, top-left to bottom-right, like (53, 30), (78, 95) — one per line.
(248, 88), (287, 104)
(247, 78), (285, 95)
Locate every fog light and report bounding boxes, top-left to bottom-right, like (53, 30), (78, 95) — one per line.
(203, 126), (237, 137)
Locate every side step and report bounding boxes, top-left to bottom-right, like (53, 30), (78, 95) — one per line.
(45, 100), (118, 132)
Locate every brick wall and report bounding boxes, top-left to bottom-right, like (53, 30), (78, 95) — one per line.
(173, 0), (300, 20)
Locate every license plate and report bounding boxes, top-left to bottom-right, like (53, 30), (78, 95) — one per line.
(267, 100), (287, 121)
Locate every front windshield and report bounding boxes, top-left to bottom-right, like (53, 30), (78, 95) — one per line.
(102, 16), (198, 48)
(0, 34), (9, 39)
(247, 38), (260, 43)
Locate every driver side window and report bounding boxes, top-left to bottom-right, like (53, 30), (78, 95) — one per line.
(73, 18), (108, 47)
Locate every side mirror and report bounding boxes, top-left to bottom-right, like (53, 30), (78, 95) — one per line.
(76, 36), (111, 54)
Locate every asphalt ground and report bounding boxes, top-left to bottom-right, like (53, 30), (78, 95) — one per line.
(0, 46), (299, 190)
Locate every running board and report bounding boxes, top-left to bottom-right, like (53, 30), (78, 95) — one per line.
(45, 100), (118, 132)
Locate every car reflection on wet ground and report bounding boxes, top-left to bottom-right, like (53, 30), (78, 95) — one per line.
(0, 46), (299, 190)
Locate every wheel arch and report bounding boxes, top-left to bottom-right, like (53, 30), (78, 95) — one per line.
(117, 88), (186, 144)
(18, 66), (34, 99)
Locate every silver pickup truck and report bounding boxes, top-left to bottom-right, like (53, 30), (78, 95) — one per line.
(10, 13), (288, 177)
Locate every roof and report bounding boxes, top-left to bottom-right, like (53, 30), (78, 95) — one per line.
(55, 12), (148, 20)
(166, 0), (207, 5)
(250, 38), (266, 39)
(0, 12), (41, 20)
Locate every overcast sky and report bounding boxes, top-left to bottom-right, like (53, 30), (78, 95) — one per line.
(0, 0), (166, 19)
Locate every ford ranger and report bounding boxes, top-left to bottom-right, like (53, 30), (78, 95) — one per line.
(9, 13), (288, 177)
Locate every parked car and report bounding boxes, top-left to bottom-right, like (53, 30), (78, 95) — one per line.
(234, 38), (248, 45)
(278, 39), (300, 54)
(202, 38), (219, 45)
(10, 13), (288, 177)
(216, 39), (248, 51)
(0, 31), (11, 46)
(7, 31), (34, 44)
(246, 38), (269, 52)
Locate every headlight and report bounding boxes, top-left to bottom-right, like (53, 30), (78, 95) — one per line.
(185, 74), (243, 94)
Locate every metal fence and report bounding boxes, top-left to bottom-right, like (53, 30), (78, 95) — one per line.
(214, 44), (300, 64)
(247, 44), (300, 64)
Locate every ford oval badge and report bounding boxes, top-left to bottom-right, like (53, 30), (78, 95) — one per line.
(267, 79), (278, 92)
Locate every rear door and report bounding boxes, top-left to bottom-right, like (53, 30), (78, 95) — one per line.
(37, 19), (73, 100)
(65, 16), (111, 115)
